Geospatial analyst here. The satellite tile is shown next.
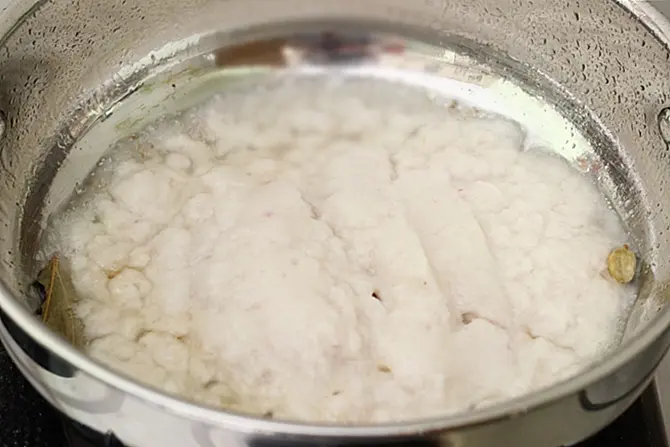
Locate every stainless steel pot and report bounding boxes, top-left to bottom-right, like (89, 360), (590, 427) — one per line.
(0, 0), (670, 446)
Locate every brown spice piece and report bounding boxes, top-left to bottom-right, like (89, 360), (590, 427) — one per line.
(377, 364), (392, 373)
(461, 312), (476, 325)
(105, 268), (122, 279)
(214, 39), (288, 68)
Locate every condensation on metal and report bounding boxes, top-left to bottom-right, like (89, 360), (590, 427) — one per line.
(0, 1), (667, 446)
(659, 107), (670, 147)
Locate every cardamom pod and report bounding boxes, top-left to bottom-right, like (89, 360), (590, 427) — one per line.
(607, 244), (637, 284)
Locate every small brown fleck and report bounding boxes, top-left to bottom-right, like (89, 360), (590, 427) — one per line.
(523, 327), (539, 340)
(263, 411), (274, 419)
(203, 380), (218, 389)
(332, 390), (342, 396)
(377, 364), (392, 373)
(371, 289), (382, 301)
(461, 312), (476, 325)
(105, 269), (122, 279)
(134, 329), (150, 342)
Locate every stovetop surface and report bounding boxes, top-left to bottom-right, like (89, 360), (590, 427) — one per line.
(1, 344), (668, 447)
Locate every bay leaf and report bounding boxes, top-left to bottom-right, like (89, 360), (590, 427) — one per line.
(36, 255), (86, 349)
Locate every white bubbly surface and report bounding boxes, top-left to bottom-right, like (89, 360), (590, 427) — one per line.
(42, 77), (635, 423)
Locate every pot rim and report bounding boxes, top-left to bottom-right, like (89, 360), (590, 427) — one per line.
(1, 0), (669, 437)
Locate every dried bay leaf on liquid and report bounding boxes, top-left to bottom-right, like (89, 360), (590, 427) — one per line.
(36, 255), (86, 349)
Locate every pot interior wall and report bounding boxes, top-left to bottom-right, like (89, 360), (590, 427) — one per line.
(0, 0), (668, 347)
